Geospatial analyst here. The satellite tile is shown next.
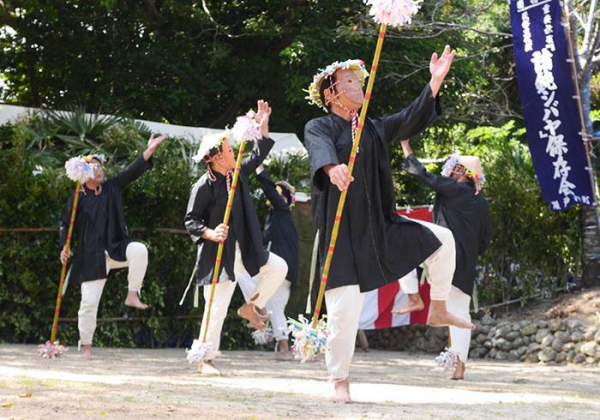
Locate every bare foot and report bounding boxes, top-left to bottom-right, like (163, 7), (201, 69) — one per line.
(275, 351), (294, 361)
(428, 300), (475, 329)
(332, 379), (352, 404)
(237, 302), (265, 331)
(81, 344), (92, 359)
(197, 360), (221, 376)
(393, 293), (424, 314)
(256, 306), (270, 322)
(450, 360), (465, 380)
(125, 291), (149, 310)
(275, 341), (293, 361)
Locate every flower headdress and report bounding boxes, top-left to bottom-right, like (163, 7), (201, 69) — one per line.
(192, 132), (229, 164)
(305, 59), (369, 111)
(441, 153), (486, 194)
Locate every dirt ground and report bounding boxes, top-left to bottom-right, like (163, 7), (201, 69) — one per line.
(1, 344), (599, 419)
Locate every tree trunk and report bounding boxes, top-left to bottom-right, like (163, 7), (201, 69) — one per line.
(574, 26), (600, 287)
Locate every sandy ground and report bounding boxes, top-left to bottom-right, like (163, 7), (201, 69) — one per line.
(1, 344), (599, 420)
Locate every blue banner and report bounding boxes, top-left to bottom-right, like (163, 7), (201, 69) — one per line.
(510, 0), (595, 210)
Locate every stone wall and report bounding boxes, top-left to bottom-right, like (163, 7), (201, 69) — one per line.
(470, 316), (600, 365)
(363, 316), (600, 366)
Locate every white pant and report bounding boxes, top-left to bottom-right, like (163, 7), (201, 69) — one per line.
(199, 246), (287, 355)
(325, 285), (365, 381)
(238, 275), (292, 342)
(399, 273), (473, 363)
(447, 286), (472, 363)
(399, 269), (419, 294)
(324, 221), (454, 381)
(403, 219), (455, 300)
(78, 242), (148, 345)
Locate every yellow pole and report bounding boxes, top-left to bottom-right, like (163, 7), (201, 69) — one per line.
(312, 23), (388, 328)
(51, 181), (81, 342)
(201, 140), (247, 342)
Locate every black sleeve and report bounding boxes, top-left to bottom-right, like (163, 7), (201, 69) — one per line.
(112, 154), (153, 190)
(403, 154), (462, 196)
(304, 118), (338, 192)
(241, 136), (275, 176)
(382, 84), (442, 144)
(184, 177), (213, 245)
(479, 202), (493, 255)
(257, 169), (289, 211)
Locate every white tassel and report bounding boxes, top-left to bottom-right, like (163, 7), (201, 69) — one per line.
(435, 348), (459, 372)
(186, 340), (220, 364)
(38, 341), (68, 359)
(231, 110), (262, 143)
(364, 0), (421, 27)
(64, 156), (94, 184)
(287, 315), (329, 363)
(251, 324), (275, 346)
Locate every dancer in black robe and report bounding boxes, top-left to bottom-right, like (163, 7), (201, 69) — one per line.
(399, 139), (492, 380)
(59, 133), (168, 358)
(303, 46), (473, 403)
(184, 100), (287, 375)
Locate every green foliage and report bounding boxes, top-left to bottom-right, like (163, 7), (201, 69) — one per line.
(0, 0), (513, 135)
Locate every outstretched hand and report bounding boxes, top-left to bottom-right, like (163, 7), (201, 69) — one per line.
(254, 100), (272, 138)
(429, 45), (456, 97)
(148, 133), (168, 151)
(143, 133), (168, 161)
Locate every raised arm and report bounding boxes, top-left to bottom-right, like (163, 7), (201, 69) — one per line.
(112, 134), (167, 189)
(401, 140), (462, 196)
(241, 100), (275, 175)
(382, 46), (455, 143)
(256, 165), (289, 210)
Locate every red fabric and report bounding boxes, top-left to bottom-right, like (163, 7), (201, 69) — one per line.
(399, 208), (432, 325)
(374, 281), (400, 329)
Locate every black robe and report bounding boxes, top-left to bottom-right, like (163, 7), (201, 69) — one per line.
(60, 154), (153, 283)
(304, 85), (443, 293)
(403, 154), (493, 296)
(256, 169), (299, 284)
(184, 136), (274, 286)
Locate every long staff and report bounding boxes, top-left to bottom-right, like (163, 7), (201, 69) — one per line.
(311, 24), (388, 328)
(201, 141), (247, 343)
(50, 181), (81, 342)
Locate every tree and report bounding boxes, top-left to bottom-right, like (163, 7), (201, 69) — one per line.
(566, 0), (600, 287)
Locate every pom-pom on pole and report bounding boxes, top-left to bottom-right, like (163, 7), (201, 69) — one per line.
(231, 110), (263, 143)
(365, 0), (421, 27)
(287, 315), (329, 362)
(188, 109), (262, 364)
(38, 340), (68, 359)
(435, 348), (459, 372)
(251, 323), (275, 346)
(290, 0), (420, 362)
(65, 156), (95, 184)
(186, 339), (220, 364)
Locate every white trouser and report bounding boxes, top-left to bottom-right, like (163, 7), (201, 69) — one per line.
(447, 286), (472, 363)
(78, 242), (148, 345)
(199, 244), (287, 355)
(325, 285), (365, 381)
(399, 269), (419, 294)
(404, 219), (456, 301)
(238, 275), (292, 342)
